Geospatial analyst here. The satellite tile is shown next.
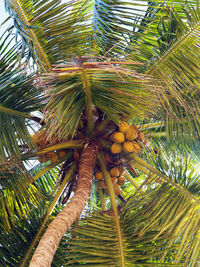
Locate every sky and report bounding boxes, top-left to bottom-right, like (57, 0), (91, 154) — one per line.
(0, 2), (8, 24)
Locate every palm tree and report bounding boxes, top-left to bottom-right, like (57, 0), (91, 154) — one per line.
(0, 0), (200, 266)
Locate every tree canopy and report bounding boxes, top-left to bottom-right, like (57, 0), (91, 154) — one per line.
(0, 0), (200, 266)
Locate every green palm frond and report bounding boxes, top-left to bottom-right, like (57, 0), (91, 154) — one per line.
(64, 210), (183, 266)
(0, 159), (40, 231)
(133, 3), (200, 143)
(152, 153), (200, 196)
(0, 195), (66, 267)
(29, 161), (61, 193)
(5, 0), (93, 69)
(127, 155), (200, 266)
(92, 0), (155, 54)
(0, 31), (44, 158)
(64, 213), (125, 266)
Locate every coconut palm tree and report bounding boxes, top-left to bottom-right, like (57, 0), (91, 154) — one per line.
(0, 0), (200, 266)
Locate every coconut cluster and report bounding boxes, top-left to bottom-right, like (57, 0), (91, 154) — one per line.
(95, 166), (126, 195)
(111, 121), (146, 154)
(32, 131), (67, 164)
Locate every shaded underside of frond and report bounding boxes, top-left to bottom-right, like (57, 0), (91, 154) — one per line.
(63, 211), (178, 266)
(0, 31), (44, 157)
(0, 198), (59, 267)
(131, 2), (200, 147)
(0, 161), (40, 231)
(126, 154), (200, 266)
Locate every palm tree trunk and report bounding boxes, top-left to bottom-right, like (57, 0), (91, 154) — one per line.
(29, 143), (98, 267)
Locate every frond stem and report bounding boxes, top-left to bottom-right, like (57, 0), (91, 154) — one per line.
(0, 105), (31, 118)
(97, 117), (111, 132)
(125, 173), (144, 193)
(99, 188), (106, 211)
(81, 68), (94, 136)
(37, 140), (83, 154)
(98, 152), (125, 267)
(139, 122), (164, 130)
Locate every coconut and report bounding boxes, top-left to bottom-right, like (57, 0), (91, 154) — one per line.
(58, 150), (68, 158)
(114, 183), (121, 195)
(45, 151), (55, 159)
(99, 180), (107, 189)
(113, 132), (125, 143)
(131, 124), (138, 131)
(137, 131), (145, 142)
(111, 143), (122, 154)
(118, 176), (126, 185)
(119, 121), (130, 133)
(123, 141), (134, 153)
(95, 171), (104, 181)
(110, 167), (120, 177)
(132, 141), (141, 154)
(51, 152), (59, 163)
(125, 128), (138, 141)
(119, 167), (126, 176)
(111, 177), (118, 186)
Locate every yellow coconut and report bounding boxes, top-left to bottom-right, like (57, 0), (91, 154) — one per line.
(119, 121), (130, 133)
(118, 176), (126, 185)
(99, 180), (107, 189)
(143, 138), (148, 145)
(114, 183), (121, 195)
(112, 132), (125, 143)
(111, 143), (122, 154)
(95, 171), (104, 181)
(131, 124), (138, 132)
(123, 141), (134, 153)
(58, 149), (68, 158)
(137, 131), (145, 142)
(119, 167), (126, 176)
(111, 177), (118, 186)
(110, 167), (120, 177)
(132, 141), (141, 154)
(125, 128), (138, 141)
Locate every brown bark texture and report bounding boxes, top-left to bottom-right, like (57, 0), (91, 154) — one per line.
(29, 143), (98, 267)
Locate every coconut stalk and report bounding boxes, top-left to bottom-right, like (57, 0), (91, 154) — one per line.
(29, 142), (98, 267)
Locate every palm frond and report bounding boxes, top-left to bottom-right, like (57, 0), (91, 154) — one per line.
(64, 209), (182, 266)
(0, 159), (40, 231)
(0, 194), (66, 267)
(126, 154), (200, 266)
(64, 213), (124, 266)
(132, 2), (200, 145)
(43, 61), (159, 139)
(92, 0), (154, 55)
(5, 0), (93, 68)
(0, 30), (44, 158)
(151, 153), (200, 197)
